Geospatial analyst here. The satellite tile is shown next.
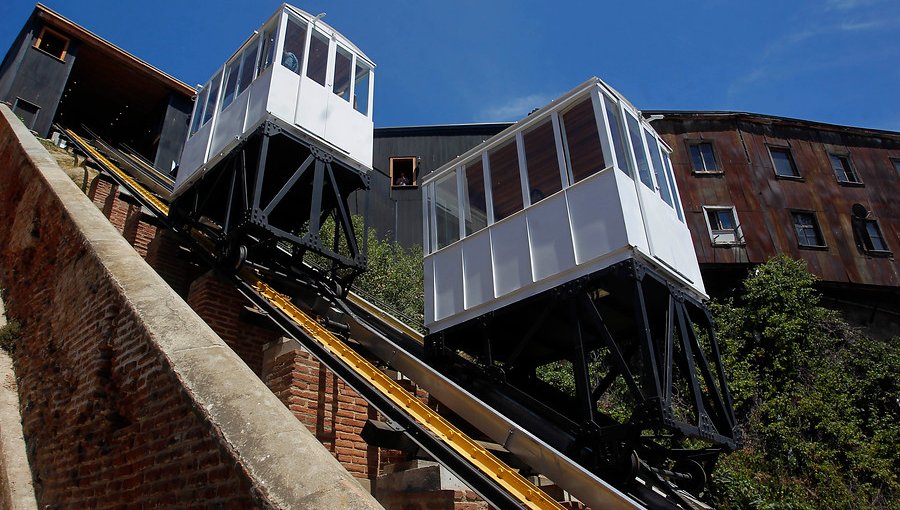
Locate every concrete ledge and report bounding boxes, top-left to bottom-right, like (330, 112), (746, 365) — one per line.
(0, 300), (38, 510)
(0, 105), (383, 509)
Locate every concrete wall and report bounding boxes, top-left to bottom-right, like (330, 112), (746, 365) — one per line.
(0, 104), (382, 509)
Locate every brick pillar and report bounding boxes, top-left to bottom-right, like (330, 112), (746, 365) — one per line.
(186, 270), (281, 375)
(87, 176), (115, 216)
(144, 229), (196, 297)
(263, 343), (380, 481)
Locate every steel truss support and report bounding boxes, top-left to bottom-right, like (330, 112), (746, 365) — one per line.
(427, 258), (739, 496)
(170, 119), (370, 291)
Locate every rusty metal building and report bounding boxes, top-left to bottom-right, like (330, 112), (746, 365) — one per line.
(646, 111), (899, 334)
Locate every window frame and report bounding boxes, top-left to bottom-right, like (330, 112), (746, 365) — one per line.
(829, 152), (863, 186)
(389, 156), (418, 188)
(890, 157), (900, 178)
(860, 218), (891, 255)
(33, 27), (69, 61)
(686, 140), (722, 174)
(769, 145), (803, 180)
(790, 210), (827, 249)
(12, 98), (40, 130)
(702, 206), (743, 246)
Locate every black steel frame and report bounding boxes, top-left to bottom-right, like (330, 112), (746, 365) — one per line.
(427, 258), (739, 495)
(170, 119), (369, 291)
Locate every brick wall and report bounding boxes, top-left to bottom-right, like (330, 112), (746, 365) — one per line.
(0, 106), (383, 509)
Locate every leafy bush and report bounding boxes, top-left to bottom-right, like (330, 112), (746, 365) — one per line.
(708, 255), (899, 510)
(0, 319), (21, 353)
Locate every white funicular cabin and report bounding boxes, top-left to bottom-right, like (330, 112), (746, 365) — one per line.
(422, 78), (704, 333)
(174, 4), (375, 197)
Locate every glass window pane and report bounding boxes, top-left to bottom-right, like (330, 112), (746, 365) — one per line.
(307, 30), (329, 86)
(220, 59), (240, 110)
(717, 210), (736, 230)
(645, 129), (673, 207)
(237, 39), (259, 95)
(523, 120), (561, 204)
(333, 47), (352, 102)
(563, 98), (605, 183)
(626, 113), (653, 189)
(604, 96), (631, 178)
(202, 72), (221, 126)
(489, 141), (523, 221)
(282, 18), (307, 75)
(663, 154), (684, 221)
(689, 144), (704, 171)
(865, 221), (887, 251)
(700, 143), (718, 171)
(464, 160), (488, 235)
(190, 87), (208, 135)
(354, 63), (370, 115)
(772, 148), (799, 177)
(435, 171), (460, 249)
(259, 26), (277, 72)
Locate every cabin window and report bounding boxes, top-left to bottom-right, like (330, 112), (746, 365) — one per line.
(829, 153), (861, 184)
(523, 120), (562, 205)
(333, 46), (352, 102)
(282, 18), (307, 75)
(220, 58), (241, 110)
(12, 98), (39, 130)
(434, 171), (461, 249)
(202, 72), (221, 126)
(561, 98), (605, 183)
(307, 30), (329, 86)
(390, 157), (417, 187)
(259, 25), (277, 72)
(604, 96), (632, 179)
(489, 140), (524, 222)
(861, 219), (889, 253)
(464, 159), (488, 235)
(791, 211), (826, 248)
(190, 87), (208, 135)
(689, 142), (719, 173)
(645, 129), (673, 207)
(770, 147), (800, 178)
(237, 39), (259, 95)
(703, 206), (742, 245)
(34, 28), (68, 60)
(354, 63), (371, 116)
(663, 154), (684, 222)
(626, 113), (654, 190)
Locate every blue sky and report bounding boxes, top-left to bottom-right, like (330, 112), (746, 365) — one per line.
(2, 0), (899, 130)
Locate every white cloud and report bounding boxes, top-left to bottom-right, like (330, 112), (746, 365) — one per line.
(825, 0), (881, 11)
(478, 92), (558, 122)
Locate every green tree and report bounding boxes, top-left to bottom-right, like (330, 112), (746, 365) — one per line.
(708, 255), (899, 510)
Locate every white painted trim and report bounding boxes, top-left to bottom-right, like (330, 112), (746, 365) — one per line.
(515, 131), (530, 207)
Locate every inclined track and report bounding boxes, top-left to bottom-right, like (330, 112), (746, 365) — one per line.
(62, 127), (655, 510)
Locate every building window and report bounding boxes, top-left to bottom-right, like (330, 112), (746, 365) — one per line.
(861, 219), (889, 253)
(891, 158), (900, 177)
(770, 147), (801, 178)
(702, 206), (743, 245)
(688, 142), (720, 173)
(390, 157), (417, 188)
(306, 29), (330, 86)
(34, 27), (69, 60)
(281, 18), (307, 75)
(791, 211), (826, 248)
(829, 153), (861, 184)
(12, 98), (40, 130)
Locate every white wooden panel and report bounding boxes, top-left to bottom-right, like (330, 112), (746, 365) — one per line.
(267, 65), (300, 124)
(566, 169), (629, 265)
(210, 90), (251, 158)
(491, 215), (532, 297)
(616, 170), (650, 254)
(175, 120), (214, 192)
(296, 75), (328, 139)
(245, 67), (274, 132)
(424, 256), (435, 326)
(526, 193), (575, 282)
(462, 229), (494, 310)
(324, 93), (373, 167)
(432, 243), (464, 321)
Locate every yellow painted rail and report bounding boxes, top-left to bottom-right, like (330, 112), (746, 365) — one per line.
(250, 275), (565, 510)
(64, 129), (170, 216)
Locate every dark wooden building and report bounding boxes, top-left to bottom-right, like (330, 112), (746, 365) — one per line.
(646, 111), (899, 334)
(352, 123), (509, 247)
(0, 4), (194, 171)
